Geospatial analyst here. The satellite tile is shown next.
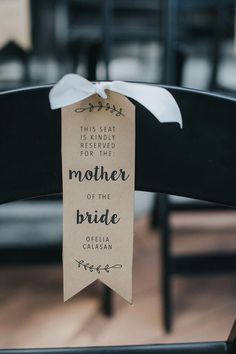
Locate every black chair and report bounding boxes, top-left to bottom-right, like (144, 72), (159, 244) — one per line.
(50, 0), (163, 81)
(1, 84), (236, 351)
(0, 41), (31, 91)
(1, 330), (236, 354)
(41, 0), (235, 84)
(163, 0), (235, 88)
(152, 0), (236, 333)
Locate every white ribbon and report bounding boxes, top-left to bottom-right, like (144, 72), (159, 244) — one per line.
(49, 73), (182, 127)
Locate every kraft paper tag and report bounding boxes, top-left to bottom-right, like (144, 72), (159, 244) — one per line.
(62, 91), (135, 303)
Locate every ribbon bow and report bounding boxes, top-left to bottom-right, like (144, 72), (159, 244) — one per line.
(49, 74), (182, 127)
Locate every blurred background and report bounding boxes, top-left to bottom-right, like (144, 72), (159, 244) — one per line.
(1, 0), (236, 349)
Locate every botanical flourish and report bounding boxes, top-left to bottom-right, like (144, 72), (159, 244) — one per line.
(75, 259), (122, 274)
(75, 101), (125, 117)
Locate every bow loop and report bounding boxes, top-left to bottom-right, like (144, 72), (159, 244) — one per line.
(49, 74), (182, 128)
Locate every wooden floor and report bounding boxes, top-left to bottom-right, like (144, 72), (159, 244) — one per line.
(1, 211), (236, 349)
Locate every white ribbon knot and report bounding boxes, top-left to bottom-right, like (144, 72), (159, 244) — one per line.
(49, 73), (182, 127)
(95, 82), (108, 99)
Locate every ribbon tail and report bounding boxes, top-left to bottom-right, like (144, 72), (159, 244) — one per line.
(107, 81), (182, 128)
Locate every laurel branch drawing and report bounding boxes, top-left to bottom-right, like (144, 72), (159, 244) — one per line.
(75, 101), (125, 117)
(75, 259), (122, 274)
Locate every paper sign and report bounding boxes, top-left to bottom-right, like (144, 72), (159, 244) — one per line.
(0, 0), (31, 50)
(61, 91), (135, 303)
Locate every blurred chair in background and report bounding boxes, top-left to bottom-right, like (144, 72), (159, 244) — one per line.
(0, 0), (31, 90)
(151, 0), (236, 333)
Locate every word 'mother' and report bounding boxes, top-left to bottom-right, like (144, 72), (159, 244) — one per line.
(69, 165), (129, 182)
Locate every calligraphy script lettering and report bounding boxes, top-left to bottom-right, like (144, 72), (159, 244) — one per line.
(69, 165), (130, 182)
(77, 209), (120, 225)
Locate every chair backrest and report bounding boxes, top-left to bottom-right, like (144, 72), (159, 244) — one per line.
(0, 342), (229, 354)
(0, 85), (236, 207)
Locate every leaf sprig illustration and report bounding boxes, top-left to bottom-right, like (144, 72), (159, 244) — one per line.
(75, 101), (125, 117)
(75, 259), (122, 274)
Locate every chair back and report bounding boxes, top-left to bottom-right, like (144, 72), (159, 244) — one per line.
(1, 86), (236, 207)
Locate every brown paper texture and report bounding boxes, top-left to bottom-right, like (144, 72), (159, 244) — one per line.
(0, 0), (31, 49)
(62, 91), (135, 303)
